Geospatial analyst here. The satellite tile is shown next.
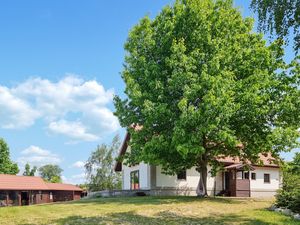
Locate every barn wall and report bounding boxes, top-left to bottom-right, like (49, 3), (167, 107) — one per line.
(34, 191), (50, 204)
(74, 191), (82, 200)
(52, 191), (74, 202)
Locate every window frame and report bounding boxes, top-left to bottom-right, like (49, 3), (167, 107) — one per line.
(130, 170), (140, 190)
(251, 172), (256, 180)
(243, 171), (249, 180)
(177, 170), (187, 180)
(264, 173), (270, 183)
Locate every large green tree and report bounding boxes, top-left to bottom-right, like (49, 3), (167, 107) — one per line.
(114, 0), (300, 196)
(251, 0), (300, 52)
(38, 164), (63, 183)
(0, 138), (19, 175)
(85, 135), (122, 191)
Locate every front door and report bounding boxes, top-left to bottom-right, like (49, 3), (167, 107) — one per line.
(224, 172), (230, 195)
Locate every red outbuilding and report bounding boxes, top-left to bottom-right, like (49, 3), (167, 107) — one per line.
(0, 174), (82, 206)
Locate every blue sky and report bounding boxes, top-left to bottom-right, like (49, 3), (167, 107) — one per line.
(0, 0), (297, 184)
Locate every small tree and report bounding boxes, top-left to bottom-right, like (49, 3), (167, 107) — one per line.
(0, 138), (19, 175)
(38, 164), (63, 183)
(23, 163), (37, 176)
(114, 0), (300, 196)
(85, 135), (122, 191)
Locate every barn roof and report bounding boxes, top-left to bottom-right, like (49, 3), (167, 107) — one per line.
(0, 174), (82, 191)
(46, 183), (82, 191)
(0, 174), (49, 190)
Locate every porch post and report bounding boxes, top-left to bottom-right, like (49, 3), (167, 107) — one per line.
(222, 172), (224, 191)
(18, 191), (21, 206)
(29, 191), (31, 205)
(150, 165), (156, 189)
(6, 191), (9, 206)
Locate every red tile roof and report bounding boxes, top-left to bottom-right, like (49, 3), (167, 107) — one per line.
(0, 174), (82, 191)
(217, 153), (279, 167)
(0, 174), (49, 190)
(115, 133), (279, 171)
(46, 183), (82, 191)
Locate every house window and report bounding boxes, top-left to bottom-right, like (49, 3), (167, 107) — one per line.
(243, 172), (249, 180)
(251, 172), (256, 180)
(264, 174), (270, 183)
(177, 170), (186, 180)
(130, 170), (139, 190)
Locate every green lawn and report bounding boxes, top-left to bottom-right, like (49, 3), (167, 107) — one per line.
(0, 197), (298, 225)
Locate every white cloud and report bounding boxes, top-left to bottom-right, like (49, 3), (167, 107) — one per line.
(48, 120), (98, 142)
(17, 145), (62, 168)
(71, 161), (85, 169)
(62, 173), (86, 185)
(0, 75), (120, 141)
(72, 173), (86, 179)
(0, 87), (40, 129)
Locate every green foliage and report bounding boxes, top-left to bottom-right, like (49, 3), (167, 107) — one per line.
(85, 135), (122, 191)
(114, 0), (300, 194)
(276, 153), (300, 213)
(50, 175), (62, 183)
(38, 164), (63, 183)
(78, 183), (88, 191)
(251, 0), (300, 52)
(23, 163), (37, 176)
(0, 138), (19, 175)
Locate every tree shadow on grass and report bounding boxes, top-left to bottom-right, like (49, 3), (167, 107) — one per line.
(29, 210), (296, 225)
(67, 196), (248, 206)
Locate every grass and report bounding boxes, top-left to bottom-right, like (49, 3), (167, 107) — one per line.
(0, 196), (298, 225)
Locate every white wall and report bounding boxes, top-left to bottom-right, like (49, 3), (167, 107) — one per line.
(122, 163), (150, 190)
(121, 162), (280, 197)
(250, 167), (280, 197)
(156, 166), (223, 195)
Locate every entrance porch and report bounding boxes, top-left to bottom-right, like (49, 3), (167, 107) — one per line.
(223, 164), (254, 197)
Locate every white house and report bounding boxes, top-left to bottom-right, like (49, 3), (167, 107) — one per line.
(115, 133), (281, 197)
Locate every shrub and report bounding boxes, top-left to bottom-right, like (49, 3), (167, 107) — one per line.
(276, 153), (300, 213)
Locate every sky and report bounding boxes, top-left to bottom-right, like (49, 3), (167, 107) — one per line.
(0, 0), (298, 184)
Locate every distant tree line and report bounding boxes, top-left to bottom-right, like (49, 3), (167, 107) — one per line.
(0, 137), (63, 183)
(0, 138), (19, 174)
(23, 163), (37, 176)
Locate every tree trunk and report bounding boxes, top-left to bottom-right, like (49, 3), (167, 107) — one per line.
(196, 163), (208, 197)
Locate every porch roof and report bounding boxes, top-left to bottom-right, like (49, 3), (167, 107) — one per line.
(224, 163), (255, 171)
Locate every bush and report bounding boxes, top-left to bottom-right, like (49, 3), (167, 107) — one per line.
(276, 153), (300, 213)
